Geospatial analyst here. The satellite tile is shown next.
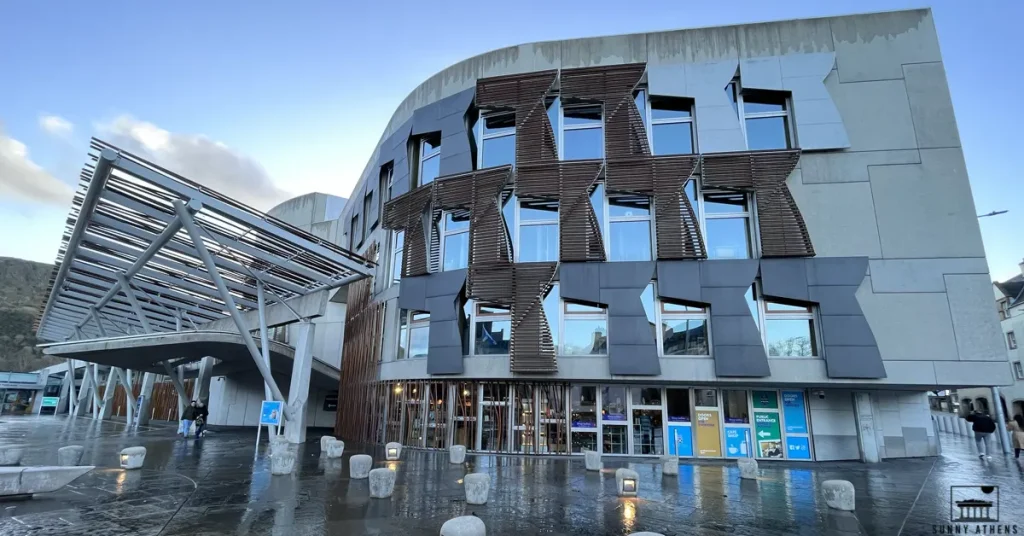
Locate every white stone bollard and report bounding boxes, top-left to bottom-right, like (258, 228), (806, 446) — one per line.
(270, 438), (296, 475)
(119, 447), (146, 470)
(945, 415), (954, 433)
(320, 435), (336, 453)
(958, 418), (969, 437)
(385, 442), (402, 460)
(822, 479), (856, 511)
(464, 472), (490, 505)
(583, 449), (602, 471)
(615, 468), (640, 497)
(369, 468), (396, 498)
(738, 458), (758, 480)
(350, 454), (372, 479)
(440, 515), (486, 536)
(326, 439), (345, 459)
(0, 447), (24, 466)
(661, 456), (678, 476)
(58, 446), (85, 467)
(449, 445), (467, 464)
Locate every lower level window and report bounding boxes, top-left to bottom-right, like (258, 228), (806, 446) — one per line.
(746, 285), (818, 357)
(562, 301), (608, 355)
(398, 310), (429, 359)
(473, 304), (511, 355)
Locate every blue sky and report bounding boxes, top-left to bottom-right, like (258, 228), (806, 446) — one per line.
(1, 0), (1021, 280)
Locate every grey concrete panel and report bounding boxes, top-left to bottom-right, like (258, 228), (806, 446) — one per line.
(902, 426), (930, 456)
(607, 316), (657, 346)
(655, 261), (701, 303)
(700, 259), (759, 288)
(759, 258), (809, 301)
(600, 262), (656, 289)
(828, 78), (917, 152)
(820, 316), (876, 346)
(883, 436), (906, 458)
(601, 289), (649, 318)
(710, 316), (764, 347)
(740, 57), (783, 90)
(805, 257), (867, 286)
(822, 346), (886, 379)
(944, 274), (1007, 362)
(687, 61), (745, 153)
(397, 277), (428, 311)
(411, 101), (442, 135)
(787, 173), (882, 258)
(607, 344), (661, 376)
(808, 286), (863, 316)
(438, 88), (475, 119)
(713, 345), (771, 377)
(559, 263), (601, 304)
(427, 344), (464, 375)
(425, 269), (468, 297)
(903, 62), (959, 149)
(830, 9), (940, 83)
(812, 435), (861, 461)
(799, 149), (920, 184)
(559, 33), (647, 69)
(868, 258), (989, 293)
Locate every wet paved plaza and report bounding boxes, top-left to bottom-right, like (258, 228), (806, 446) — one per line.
(1, 416), (1023, 535)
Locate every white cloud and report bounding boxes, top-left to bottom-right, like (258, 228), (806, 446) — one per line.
(0, 124), (74, 206)
(39, 114), (74, 138)
(95, 115), (290, 210)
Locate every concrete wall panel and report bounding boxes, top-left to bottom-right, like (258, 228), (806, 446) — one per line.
(944, 274), (1009, 362)
(856, 279), (958, 361)
(829, 78), (917, 151)
(787, 175), (882, 258)
(903, 62), (960, 149)
(799, 149), (920, 184)
(830, 9), (941, 83)
(868, 258), (990, 293)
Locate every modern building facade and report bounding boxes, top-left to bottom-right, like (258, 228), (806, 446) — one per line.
(958, 260), (1024, 420)
(330, 8), (1009, 462)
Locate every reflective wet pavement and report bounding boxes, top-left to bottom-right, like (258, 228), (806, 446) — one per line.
(1, 416), (1023, 535)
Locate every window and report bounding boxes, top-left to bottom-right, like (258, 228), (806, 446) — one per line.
(701, 191), (753, 259)
(558, 100), (603, 160)
(728, 81), (792, 151)
(380, 163), (393, 217)
(601, 385), (627, 454)
(562, 301), (607, 355)
(515, 199), (558, 262)
(478, 112), (516, 168)
(723, 390), (749, 424)
(398, 310), (429, 359)
(644, 93), (695, 155)
(417, 133), (442, 187)
(999, 300), (1009, 321)
(592, 183), (653, 262)
(746, 284), (818, 358)
(349, 212), (361, 249)
(1015, 361), (1024, 380)
(1009, 331), (1018, 350)
(570, 385), (597, 453)
(439, 212), (469, 271)
(473, 303), (511, 355)
(659, 298), (710, 356)
(362, 192), (373, 238)
(390, 231), (404, 285)
(666, 388), (691, 423)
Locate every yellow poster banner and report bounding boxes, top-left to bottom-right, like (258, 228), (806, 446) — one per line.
(695, 409), (722, 457)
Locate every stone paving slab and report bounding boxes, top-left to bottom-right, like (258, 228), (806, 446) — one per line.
(1, 416), (1023, 535)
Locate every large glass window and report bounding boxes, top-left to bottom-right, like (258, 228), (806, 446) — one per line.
(349, 213), (360, 249)
(439, 212), (470, 271)
(571, 385), (598, 453)
(380, 163), (393, 221)
(390, 231), (404, 285)
(562, 301), (607, 355)
(659, 299), (709, 356)
(746, 283), (819, 358)
(473, 303), (511, 355)
(398, 310), (429, 359)
(666, 388), (691, 423)
(516, 199), (558, 262)
(561, 104), (603, 160)
(701, 192), (752, 259)
(647, 94), (695, 155)
(479, 112), (516, 168)
(601, 385), (628, 454)
(728, 81), (792, 151)
(418, 134), (442, 186)
(607, 191), (653, 262)
(723, 390), (749, 424)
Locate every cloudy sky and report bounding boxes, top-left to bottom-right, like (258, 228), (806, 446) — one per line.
(1, 0), (1022, 279)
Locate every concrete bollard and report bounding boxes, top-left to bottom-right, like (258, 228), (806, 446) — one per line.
(583, 449), (602, 471)
(440, 515), (486, 536)
(350, 454), (372, 479)
(822, 479), (856, 511)
(615, 468), (640, 497)
(369, 468), (396, 498)
(464, 472), (490, 505)
(937, 416), (946, 432)
(661, 456), (678, 476)
(320, 435), (336, 453)
(270, 438), (296, 475)
(57, 446), (85, 467)
(449, 445), (467, 464)
(738, 458), (758, 480)
(326, 439), (345, 459)
(958, 418), (969, 437)
(119, 447), (146, 470)
(0, 447), (24, 467)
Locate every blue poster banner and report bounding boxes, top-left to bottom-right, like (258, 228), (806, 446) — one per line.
(786, 436), (811, 460)
(260, 400), (284, 426)
(667, 425), (693, 457)
(782, 391), (808, 434)
(724, 427), (751, 458)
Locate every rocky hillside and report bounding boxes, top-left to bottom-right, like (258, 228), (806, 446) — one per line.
(0, 257), (61, 372)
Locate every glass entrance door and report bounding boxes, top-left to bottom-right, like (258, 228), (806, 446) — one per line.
(630, 387), (664, 456)
(479, 384), (510, 452)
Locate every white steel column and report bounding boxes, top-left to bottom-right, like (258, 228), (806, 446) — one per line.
(56, 366), (72, 415)
(256, 280), (278, 437)
(194, 357), (214, 402)
(992, 386), (1012, 455)
(284, 320), (315, 444)
(65, 360), (77, 416)
(136, 372), (157, 425)
(73, 363), (96, 417)
(853, 392), (881, 463)
(99, 368), (117, 419)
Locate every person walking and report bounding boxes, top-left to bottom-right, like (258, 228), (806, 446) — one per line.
(966, 410), (997, 458)
(1006, 414), (1024, 459)
(181, 400), (197, 438)
(194, 400), (210, 438)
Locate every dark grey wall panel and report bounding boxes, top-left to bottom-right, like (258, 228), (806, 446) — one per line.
(655, 261), (700, 302)
(558, 263), (601, 304)
(760, 256), (885, 379)
(396, 270), (467, 374)
(365, 174), (379, 231)
(410, 88), (476, 179)
(384, 119), (413, 199)
(347, 182), (366, 249)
